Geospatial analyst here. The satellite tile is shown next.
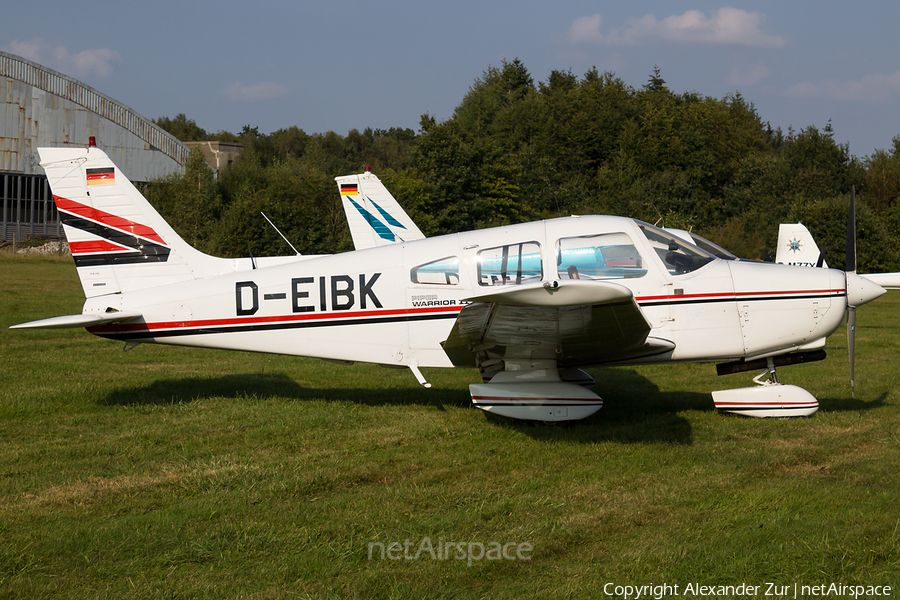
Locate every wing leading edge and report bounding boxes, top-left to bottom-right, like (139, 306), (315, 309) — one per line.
(11, 311), (142, 330)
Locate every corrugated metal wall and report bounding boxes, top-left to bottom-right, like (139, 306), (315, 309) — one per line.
(2, 172), (60, 242)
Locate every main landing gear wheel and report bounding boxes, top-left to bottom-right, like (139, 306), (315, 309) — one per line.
(712, 357), (818, 417)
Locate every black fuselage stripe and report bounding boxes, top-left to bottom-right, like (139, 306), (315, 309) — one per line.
(92, 311), (458, 341)
(637, 292), (843, 308)
(74, 253), (170, 267)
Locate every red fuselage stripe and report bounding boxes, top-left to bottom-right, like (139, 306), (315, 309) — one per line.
(471, 396), (603, 403)
(89, 304), (464, 334)
(635, 288), (844, 302)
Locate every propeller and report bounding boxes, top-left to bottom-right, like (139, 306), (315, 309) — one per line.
(842, 186), (886, 398)
(845, 186), (857, 398)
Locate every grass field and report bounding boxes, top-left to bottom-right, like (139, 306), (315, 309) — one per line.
(1, 253), (898, 599)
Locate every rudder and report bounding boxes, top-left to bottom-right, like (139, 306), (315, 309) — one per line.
(335, 171), (425, 250)
(40, 146), (232, 298)
(775, 223), (827, 268)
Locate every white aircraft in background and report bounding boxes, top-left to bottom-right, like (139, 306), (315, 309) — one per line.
(335, 169), (425, 250)
(11, 144), (887, 421)
(776, 222), (900, 289)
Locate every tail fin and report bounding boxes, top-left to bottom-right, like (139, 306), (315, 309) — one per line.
(775, 223), (827, 268)
(776, 222), (900, 288)
(335, 171), (425, 250)
(40, 146), (232, 298)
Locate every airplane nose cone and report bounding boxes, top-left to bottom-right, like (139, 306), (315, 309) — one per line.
(846, 272), (886, 307)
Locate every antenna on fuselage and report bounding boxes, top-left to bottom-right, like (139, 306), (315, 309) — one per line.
(649, 200), (665, 228)
(261, 212), (301, 256)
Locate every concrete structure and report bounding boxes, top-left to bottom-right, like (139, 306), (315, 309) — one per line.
(184, 141), (246, 172)
(1, 50), (189, 241)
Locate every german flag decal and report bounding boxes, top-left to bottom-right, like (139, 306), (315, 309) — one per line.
(86, 167), (115, 186)
(340, 183), (358, 196)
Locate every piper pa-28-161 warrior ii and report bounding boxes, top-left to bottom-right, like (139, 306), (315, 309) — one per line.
(12, 144), (887, 421)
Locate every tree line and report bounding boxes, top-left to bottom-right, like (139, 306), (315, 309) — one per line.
(150, 60), (900, 272)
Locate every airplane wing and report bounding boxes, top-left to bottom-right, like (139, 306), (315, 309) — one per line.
(10, 311), (142, 330)
(861, 272), (900, 289)
(441, 280), (674, 369)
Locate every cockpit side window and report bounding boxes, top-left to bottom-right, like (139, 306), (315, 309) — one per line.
(477, 242), (542, 286)
(411, 256), (459, 285)
(637, 221), (716, 275)
(556, 233), (647, 280)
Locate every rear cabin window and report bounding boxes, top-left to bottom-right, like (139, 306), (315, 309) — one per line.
(411, 256), (459, 285)
(557, 233), (647, 280)
(478, 242), (542, 286)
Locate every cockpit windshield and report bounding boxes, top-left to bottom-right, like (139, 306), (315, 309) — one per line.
(685, 232), (738, 260)
(637, 221), (716, 275)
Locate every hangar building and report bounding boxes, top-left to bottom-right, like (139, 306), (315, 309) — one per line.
(1, 50), (189, 242)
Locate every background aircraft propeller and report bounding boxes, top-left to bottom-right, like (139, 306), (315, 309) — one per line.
(841, 187), (886, 397)
(845, 186), (857, 398)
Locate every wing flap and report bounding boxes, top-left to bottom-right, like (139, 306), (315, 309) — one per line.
(10, 311), (142, 330)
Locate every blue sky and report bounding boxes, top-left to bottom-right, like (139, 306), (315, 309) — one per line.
(4, 1), (900, 157)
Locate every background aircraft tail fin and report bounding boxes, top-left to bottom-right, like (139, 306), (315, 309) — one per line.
(775, 223), (828, 268)
(335, 171), (425, 250)
(39, 146), (234, 298)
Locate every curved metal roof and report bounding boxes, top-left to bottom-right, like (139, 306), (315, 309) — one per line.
(0, 50), (188, 166)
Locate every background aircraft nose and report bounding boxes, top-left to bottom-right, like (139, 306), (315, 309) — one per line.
(846, 272), (885, 307)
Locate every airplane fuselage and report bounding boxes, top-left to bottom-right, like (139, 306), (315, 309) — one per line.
(84, 215), (848, 370)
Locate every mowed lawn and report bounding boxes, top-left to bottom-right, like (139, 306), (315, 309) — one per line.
(1, 254), (898, 599)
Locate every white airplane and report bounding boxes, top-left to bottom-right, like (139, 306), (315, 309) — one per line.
(11, 144), (888, 421)
(776, 222), (900, 289)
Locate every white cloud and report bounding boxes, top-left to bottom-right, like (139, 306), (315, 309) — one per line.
(567, 8), (785, 48)
(4, 38), (121, 78)
(64, 48), (121, 78)
(728, 64), (771, 87)
(568, 14), (604, 44)
(785, 72), (900, 103)
(5, 39), (43, 61)
(223, 81), (290, 103)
